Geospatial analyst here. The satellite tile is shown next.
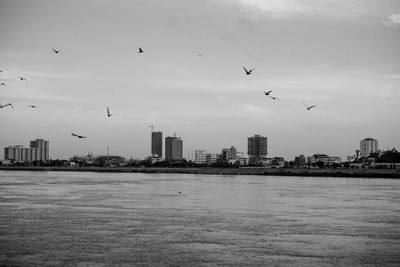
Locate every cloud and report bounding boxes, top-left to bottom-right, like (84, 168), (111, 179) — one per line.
(231, 0), (307, 17)
(377, 74), (400, 79)
(240, 103), (266, 113)
(382, 13), (400, 26)
(217, 95), (229, 102)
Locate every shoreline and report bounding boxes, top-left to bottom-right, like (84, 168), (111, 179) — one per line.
(1, 166), (399, 178)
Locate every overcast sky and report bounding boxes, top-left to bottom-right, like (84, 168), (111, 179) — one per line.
(1, 0), (400, 160)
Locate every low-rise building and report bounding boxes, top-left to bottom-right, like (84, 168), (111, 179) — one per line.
(205, 153), (218, 166)
(308, 154), (341, 166)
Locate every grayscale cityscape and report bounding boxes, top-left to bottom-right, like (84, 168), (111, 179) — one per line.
(0, 0), (399, 266)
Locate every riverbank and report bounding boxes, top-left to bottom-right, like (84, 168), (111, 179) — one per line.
(1, 166), (399, 178)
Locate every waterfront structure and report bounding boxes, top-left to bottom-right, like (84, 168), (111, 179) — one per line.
(360, 138), (378, 158)
(247, 134), (268, 165)
(194, 150), (207, 165)
(271, 157), (285, 167)
(30, 139), (49, 162)
(294, 155), (306, 167)
(151, 131), (163, 158)
(4, 138), (49, 163)
(165, 135), (183, 161)
(235, 152), (248, 166)
(205, 153), (218, 165)
(95, 155), (125, 167)
(70, 153), (95, 165)
(221, 146), (237, 163)
(308, 154), (341, 166)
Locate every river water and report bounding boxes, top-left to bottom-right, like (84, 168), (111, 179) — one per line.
(0, 170), (399, 266)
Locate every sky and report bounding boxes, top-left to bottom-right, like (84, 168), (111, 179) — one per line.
(0, 0), (400, 161)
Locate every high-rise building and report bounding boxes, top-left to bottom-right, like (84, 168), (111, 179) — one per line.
(30, 139), (49, 162)
(151, 131), (163, 158)
(247, 134), (268, 165)
(165, 135), (183, 161)
(360, 138), (378, 158)
(4, 139), (49, 163)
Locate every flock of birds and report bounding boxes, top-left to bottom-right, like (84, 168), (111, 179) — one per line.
(1, 46), (317, 139)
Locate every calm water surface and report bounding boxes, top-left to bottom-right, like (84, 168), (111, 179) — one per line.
(0, 171), (399, 266)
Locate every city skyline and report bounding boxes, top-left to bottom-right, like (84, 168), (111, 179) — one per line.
(1, 0), (399, 160)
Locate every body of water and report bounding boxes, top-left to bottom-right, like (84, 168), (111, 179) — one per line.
(0, 171), (399, 266)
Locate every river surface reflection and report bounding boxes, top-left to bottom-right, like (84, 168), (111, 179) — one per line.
(0, 171), (399, 266)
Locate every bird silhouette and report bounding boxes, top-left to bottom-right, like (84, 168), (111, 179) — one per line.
(107, 107), (112, 117)
(269, 96), (280, 101)
(29, 105), (38, 108)
(138, 47), (143, 53)
(264, 90), (272, 96)
(303, 103), (316, 110)
(71, 133), (87, 138)
(52, 49), (61, 54)
(18, 77), (26, 81)
(0, 82), (6, 86)
(0, 103), (14, 109)
(243, 66), (255, 75)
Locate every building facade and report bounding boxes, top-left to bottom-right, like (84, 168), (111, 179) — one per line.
(360, 138), (378, 158)
(221, 146), (237, 163)
(205, 153), (218, 165)
(194, 150), (207, 165)
(165, 136), (183, 161)
(247, 135), (268, 165)
(308, 154), (341, 166)
(151, 131), (163, 158)
(4, 138), (49, 163)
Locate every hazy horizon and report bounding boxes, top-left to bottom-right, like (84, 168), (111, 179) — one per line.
(1, 0), (400, 160)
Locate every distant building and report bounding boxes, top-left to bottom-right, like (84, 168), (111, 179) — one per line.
(151, 131), (163, 158)
(165, 135), (183, 161)
(294, 155), (306, 167)
(30, 139), (49, 162)
(247, 134), (268, 165)
(205, 153), (218, 165)
(4, 138), (49, 163)
(70, 152), (95, 165)
(235, 152), (248, 166)
(221, 146), (237, 163)
(308, 154), (341, 166)
(271, 157), (285, 167)
(194, 150), (207, 165)
(360, 138), (378, 158)
(95, 155), (125, 166)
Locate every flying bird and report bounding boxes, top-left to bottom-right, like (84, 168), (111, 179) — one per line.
(0, 82), (6, 86)
(303, 103), (316, 110)
(0, 103), (14, 109)
(52, 49), (61, 54)
(264, 90), (272, 96)
(107, 107), (112, 117)
(138, 47), (143, 53)
(243, 66), (255, 75)
(29, 105), (38, 108)
(18, 76), (26, 80)
(269, 96), (280, 101)
(71, 133), (87, 138)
